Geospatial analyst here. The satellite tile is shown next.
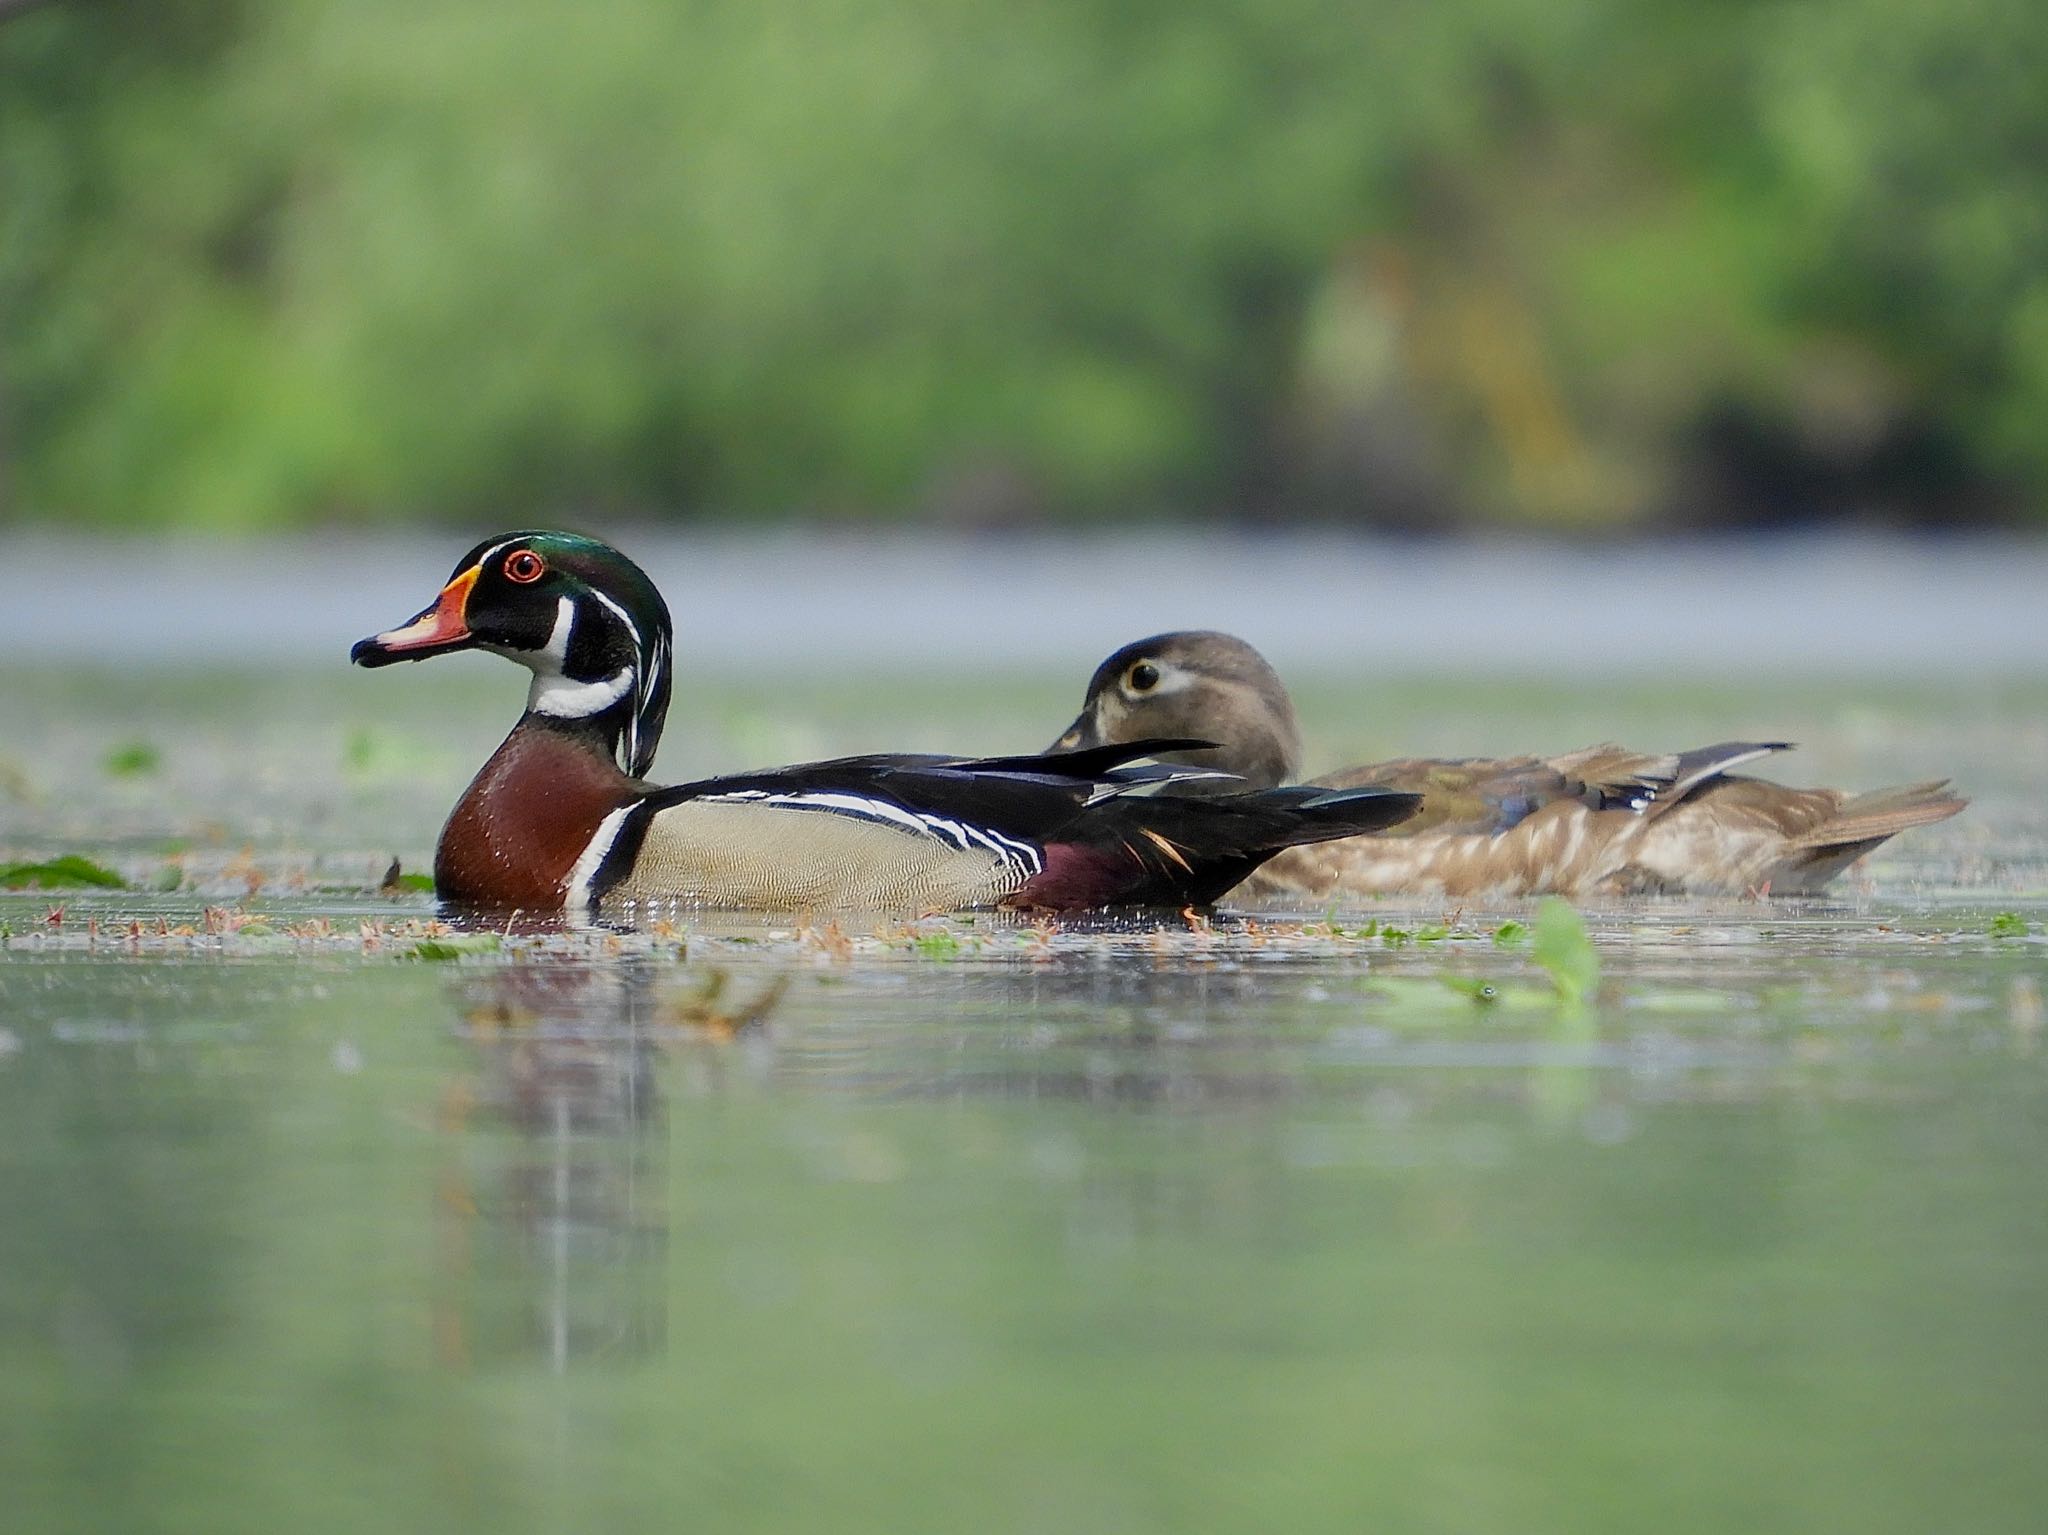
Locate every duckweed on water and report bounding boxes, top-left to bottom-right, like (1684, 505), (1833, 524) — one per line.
(1313, 917), (1462, 944)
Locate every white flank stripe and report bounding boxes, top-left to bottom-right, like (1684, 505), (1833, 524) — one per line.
(567, 804), (638, 915)
(707, 789), (1045, 877)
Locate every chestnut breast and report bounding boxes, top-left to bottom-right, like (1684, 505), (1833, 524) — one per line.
(434, 720), (638, 908)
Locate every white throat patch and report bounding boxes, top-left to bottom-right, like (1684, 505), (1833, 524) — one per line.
(523, 595), (635, 719)
(530, 666), (635, 719)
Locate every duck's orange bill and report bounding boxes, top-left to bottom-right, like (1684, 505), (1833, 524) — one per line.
(362, 565), (478, 657)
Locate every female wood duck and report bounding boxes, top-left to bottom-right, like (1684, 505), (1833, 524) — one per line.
(1049, 631), (1967, 901)
(351, 535), (1421, 915)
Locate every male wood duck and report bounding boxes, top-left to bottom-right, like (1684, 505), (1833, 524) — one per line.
(351, 535), (1421, 915)
(1049, 631), (1967, 901)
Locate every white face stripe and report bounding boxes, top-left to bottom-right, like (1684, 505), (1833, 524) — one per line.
(588, 588), (640, 651)
(532, 595), (575, 668)
(567, 804), (637, 915)
(489, 594), (576, 679)
(641, 628), (668, 722)
(587, 585), (662, 774)
(472, 537), (518, 573)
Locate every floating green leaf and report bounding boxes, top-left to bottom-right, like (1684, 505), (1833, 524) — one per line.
(1492, 919), (1529, 947)
(409, 935), (503, 961)
(104, 742), (161, 776)
(1, 855), (126, 890)
(1989, 912), (2031, 939)
(1532, 898), (1600, 1006)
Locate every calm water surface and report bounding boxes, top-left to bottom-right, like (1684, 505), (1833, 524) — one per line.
(2, 664), (2044, 1534)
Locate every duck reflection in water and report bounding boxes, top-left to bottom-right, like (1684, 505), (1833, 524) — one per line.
(429, 959), (780, 1371)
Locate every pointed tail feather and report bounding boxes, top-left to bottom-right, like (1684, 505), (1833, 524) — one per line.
(1757, 779), (1968, 893)
(1793, 780), (1969, 850)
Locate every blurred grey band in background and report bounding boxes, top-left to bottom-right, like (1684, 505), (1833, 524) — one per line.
(12, 530), (2044, 676)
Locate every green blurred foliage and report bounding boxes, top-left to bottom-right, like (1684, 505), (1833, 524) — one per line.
(1, 0), (2043, 529)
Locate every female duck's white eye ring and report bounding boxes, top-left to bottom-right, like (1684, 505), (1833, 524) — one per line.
(1127, 661), (1160, 693)
(504, 549), (546, 584)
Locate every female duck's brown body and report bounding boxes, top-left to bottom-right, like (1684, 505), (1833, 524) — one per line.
(1260, 744), (1959, 900)
(1051, 633), (1967, 902)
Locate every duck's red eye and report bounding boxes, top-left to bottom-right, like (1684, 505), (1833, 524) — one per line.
(504, 550), (545, 584)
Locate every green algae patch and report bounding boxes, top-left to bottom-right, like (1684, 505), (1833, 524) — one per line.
(1, 856), (126, 890)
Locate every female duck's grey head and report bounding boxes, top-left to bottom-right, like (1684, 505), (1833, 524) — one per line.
(1048, 631), (1304, 789)
(351, 530), (673, 778)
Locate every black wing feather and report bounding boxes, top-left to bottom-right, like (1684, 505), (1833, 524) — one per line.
(623, 739), (1419, 911)
(641, 738), (1225, 836)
